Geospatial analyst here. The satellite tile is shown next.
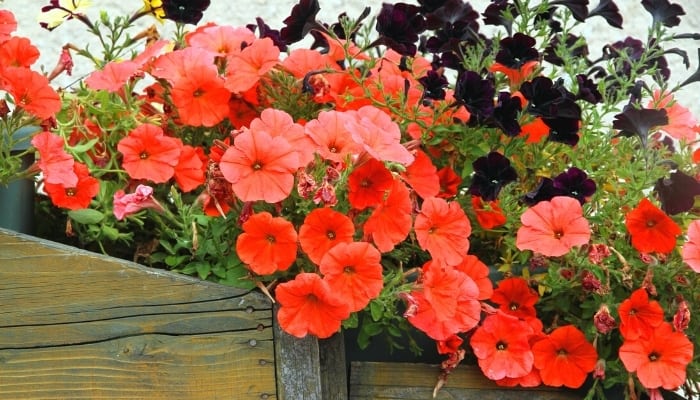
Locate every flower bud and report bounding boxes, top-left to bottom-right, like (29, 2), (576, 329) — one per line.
(581, 270), (602, 293)
(673, 297), (690, 332)
(594, 304), (616, 334)
(587, 243), (610, 265)
(593, 359), (606, 380)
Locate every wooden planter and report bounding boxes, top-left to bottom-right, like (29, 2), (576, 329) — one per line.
(0, 228), (584, 399)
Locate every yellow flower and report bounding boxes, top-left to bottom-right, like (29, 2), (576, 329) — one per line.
(37, 0), (93, 30)
(142, 0), (166, 22)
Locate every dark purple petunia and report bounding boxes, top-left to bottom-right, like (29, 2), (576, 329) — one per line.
(424, 0), (480, 30)
(603, 37), (670, 81)
(543, 34), (589, 66)
(587, 0), (622, 28)
(543, 116), (581, 146)
(612, 106), (668, 147)
(520, 77), (581, 121)
(655, 170), (700, 215)
(280, 0), (322, 45)
(468, 152), (518, 201)
(482, 0), (519, 36)
(495, 33), (538, 69)
(418, 69), (449, 101)
(418, 0), (450, 13)
(454, 70), (496, 123)
(374, 3), (427, 56)
(642, 0), (685, 28)
(161, 0), (211, 25)
(550, 0), (589, 22)
(522, 178), (560, 206)
(491, 92), (522, 137)
(552, 167), (596, 204)
(575, 74), (602, 104)
(248, 18), (287, 52)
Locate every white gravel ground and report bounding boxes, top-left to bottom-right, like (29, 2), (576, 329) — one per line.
(2, 0), (699, 117)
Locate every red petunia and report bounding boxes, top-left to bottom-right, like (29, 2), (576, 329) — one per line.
(347, 158), (394, 210)
(490, 277), (539, 321)
(401, 150), (440, 199)
(414, 197), (472, 267)
(470, 312), (535, 381)
(43, 162), (99, 210)
(219, 128), (300, 203)
(532, 325), (598, 388)
(0, 36), (40, 68)
(681, 220), (700, 272)
(0, 67), (61, 120)
(471, 195), (507, 230)
(31, 130), (77, 187)
(516, 196), (591, 257)
(363, 178), (412, 252)
(319, 241), (383, 312)
(518, 117), (550, 144)
(235, 212), (298, 275)
(625, 198), (682, 254)
(454, 255), (493, 300)
(405, 263), (481, 340)
(619, 322), (693, 390)
(173, 145), (206, 192)
(299, 207), (355, 265)
(169, 64), (231, 127)
(117, 124), (183, 183)
(276, 272), (351, 339)
(0, 10), (17, 42)
(618, 288), (665, 340)
(436, 166), (461, 199)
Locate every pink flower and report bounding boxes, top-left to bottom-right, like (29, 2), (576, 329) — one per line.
(681, 220), (700, 272)
(113, 185), (164, 220)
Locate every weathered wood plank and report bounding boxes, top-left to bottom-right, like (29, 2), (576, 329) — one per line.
(349, 362), (583, 400)
(0, 228), (277, 399)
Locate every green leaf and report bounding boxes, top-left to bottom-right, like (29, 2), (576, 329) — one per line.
(68, 209), (104, 224)
(192, 261), (211, 280)
(369, 300), (383, 322)
(100, 224), (120, 241)
(165, 255), (189, 267)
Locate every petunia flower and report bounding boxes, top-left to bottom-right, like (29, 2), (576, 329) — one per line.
(363, 179), (413, 253)
(249, 108), (315, 166)
(372, 2), (426, 56)
(612, 106), (668, 147)
(275, 272), (351, 339)
(224, 37), (280, 94)
(0, 37), (40, 68)
(298, 207), (355, 265)
(436, 166), (461, 199)
(159, 0), (211, 25)
(641, 0), (685, 28)
(468, 152), (518, 202)
(235, 212), (298, 275)
(470, 312), (535, 381)
(551, 167), (597, 204)
(113, 184), (164, 220)
(490, 277), (539, 321)
(31, 130), (77, 187)
(619, 322), (693, 390)
(618, 288), (665, 340)
(532, 325), (598, 388)
(414, 197), (472, 266)
(625, 198), (681, 254)
(681, 220), (700, 272)
(587, 0), (623, 28)
(43, 162), (99, 210)
(471, 196), (507, 230)
(454, 71), (496, 122)
(345, 105), (415, 166)
(38, 0), (93, 31)
(319, 241), (383, 313)
(400, 150), (440, 199)
(454, 255), (493, 300)
(219, 128), (300, 203)
(173, 145), (206, 193)
(654, 170), (700, 215)
(347, 158), (394, 210)
(516, 196), (591, 257)
(0, 67), (61, 120)
(0, 10), (18, 42)
(647, 90), (700, 141)
(117, 123), (183, 183)
(279, 0), (321, 45)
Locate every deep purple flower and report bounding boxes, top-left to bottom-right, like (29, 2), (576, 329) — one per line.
(603, 37), (670, 81)
(280, 0), (321, 45)
(418, 0), (449, 13)
(161, 0), (211, 25)
(550, 0), (589, 22)
(374, 3), (427, 56)
(247, 18), (287, 52)
(543, 116), (581, 146)
(520, 77), (581, 121)
(482, 0), (519, 36)
(588, 0), (622, 28)
(491, 92), (522, 137)
(418, 70), (449, 101)
(468, 152), (518, 201)
(553, 167), (596, 204)
(495, 33), (538, 69)
(654, 171), (700, 215)
(522, 178), (560, 206)
(424, 21), (481, 54)
(454, 70), (495, 122)
(612, 107), (668, 147)
(543, 34), (589, 66)
(575, 74), (602, 104)
(642, 0), (685, 28)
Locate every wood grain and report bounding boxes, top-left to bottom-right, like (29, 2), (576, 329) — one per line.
(349, 362), (583, 400)
(0, 228), (276, 399)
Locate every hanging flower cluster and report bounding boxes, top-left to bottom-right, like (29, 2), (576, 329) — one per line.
(2, 0), (700, 398)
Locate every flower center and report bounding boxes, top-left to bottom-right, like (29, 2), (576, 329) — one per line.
(557, 349), (568, 356)
(646, 219), (656, 227)
(266, 234), (275, 244)
(65, 188), (76, 197)
(193, 88), (204, 97)
(326, 231), (336, 240)
(509, 302), (519, 311)
(553, 229), (564, 239)
(648, 352), (659, 362)
(140, 151), (149, 159)
(253, 161), (263, 170)
(343, 266), (354, 274)
(496, 341), (507, 351)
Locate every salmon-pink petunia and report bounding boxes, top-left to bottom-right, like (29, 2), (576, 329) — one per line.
(1, 67), (61, 120)
(345, 105), (414, 165)
(454, 255), (493, 300)
(31, 130), (77, 187)
(319, 241), (383, 312)
(298, 207), (355, 265)
(681, 220), (700, 272)
(414, 197), (472, 266)
(470, 312), (535, 380)
(619, 322), (694, 390)
(304, 110), (360, 163)
(250, 108), (315, 166)
(173, 145), (206, 192)
(276, 272), (351, 339)
(113, 184), (165, 220)
(186, 24), (256, 58)
(0, 10), (17, 42)
(625, 198), (682, 254)
(532, 325), (598, 388)
(235, 212), (298, 275)
(516, 196), (591, 257)
(648, 90), (700, 141)
(169, 63), (231, 127)
(224, 37), (280, 93)
(219, 129), (300, 203)
(117, 123), (183, 183)
(363, 178), (413, 252)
